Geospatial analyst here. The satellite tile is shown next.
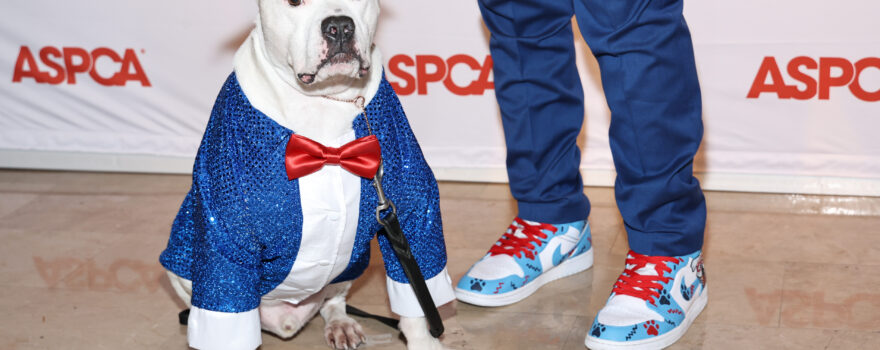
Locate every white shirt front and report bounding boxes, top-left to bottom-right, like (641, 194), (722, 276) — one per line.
(262, 130), (363, 303)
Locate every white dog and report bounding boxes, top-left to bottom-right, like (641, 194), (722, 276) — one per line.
(159, 0), (455, 349)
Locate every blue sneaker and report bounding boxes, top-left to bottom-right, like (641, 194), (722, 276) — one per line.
(454, 217), (593, 307)
(585, 250), (708, 350)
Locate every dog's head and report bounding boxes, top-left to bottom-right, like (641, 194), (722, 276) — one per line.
(257, 0), (379, 95)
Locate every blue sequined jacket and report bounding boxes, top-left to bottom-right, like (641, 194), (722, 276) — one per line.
(159, 73), (447, 313)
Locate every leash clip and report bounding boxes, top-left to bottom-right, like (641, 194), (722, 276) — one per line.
(373, 162), (397, 224)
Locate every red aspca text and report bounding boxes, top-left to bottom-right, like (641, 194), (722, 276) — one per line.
(387, 54), (494, 96)
(747, 56), (880, 101)
(12, 46), (151, 87)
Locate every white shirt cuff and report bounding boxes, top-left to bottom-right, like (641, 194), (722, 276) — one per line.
(187, 306), (261, 350)
(386, 267), (456, 318)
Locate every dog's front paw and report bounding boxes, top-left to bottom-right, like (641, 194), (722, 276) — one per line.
(324, 315), (365, 349)
(400, 317), (448, 350)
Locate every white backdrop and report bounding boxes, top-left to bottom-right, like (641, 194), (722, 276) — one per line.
(2, 1), (879, 196)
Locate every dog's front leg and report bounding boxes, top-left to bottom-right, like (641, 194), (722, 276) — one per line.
(400, 317), (447, 350)
(320, 282), (366, 349)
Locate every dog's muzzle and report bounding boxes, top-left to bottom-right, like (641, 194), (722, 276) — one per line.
(297, 15), (369, 85)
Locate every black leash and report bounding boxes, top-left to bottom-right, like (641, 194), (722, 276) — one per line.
(179, 305), (406, 331)
(324, 94), (444, 337)
(345, 304), (399, 329)
(371, 164), (445, 338)
(179, 309), (190, 325)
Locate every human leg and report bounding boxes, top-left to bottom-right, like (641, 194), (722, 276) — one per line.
(572, 0), (707, 348)
(455, 0), (593, 306)
(478, 0), (590, 224)
(573, 0), (706, 256)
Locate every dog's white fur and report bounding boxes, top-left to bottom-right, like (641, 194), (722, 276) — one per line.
(167, 1), (445, 349)
(237, 0), (382, 145)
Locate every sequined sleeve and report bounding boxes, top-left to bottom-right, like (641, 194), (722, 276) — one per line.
(186, 83), (263, 314)
(161, 73), (299, 314)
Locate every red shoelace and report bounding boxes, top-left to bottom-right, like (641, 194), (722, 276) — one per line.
(488, 217), (557, 260)
(611, 251), (682, 305)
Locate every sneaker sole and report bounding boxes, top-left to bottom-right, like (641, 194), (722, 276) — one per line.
(454, 247), (594, 307)
(584, 286), (709, 350)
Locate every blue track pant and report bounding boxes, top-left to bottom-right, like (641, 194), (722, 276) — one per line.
(478, 0), (706, 256)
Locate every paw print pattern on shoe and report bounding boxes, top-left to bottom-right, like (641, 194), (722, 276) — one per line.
(658, 289), (671, 305)
(680, 279), (692, 301)
(469, 279), (486, 292)
(591, 324), (606, 337)
(643, 320), (659, 336)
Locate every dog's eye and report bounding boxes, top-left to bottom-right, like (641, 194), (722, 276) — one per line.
(288, 0), (303, 6)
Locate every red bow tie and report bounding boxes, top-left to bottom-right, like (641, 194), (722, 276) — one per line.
(285, 134), (382, 180)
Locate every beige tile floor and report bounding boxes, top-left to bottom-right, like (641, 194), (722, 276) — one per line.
(1, 169), (879, 349)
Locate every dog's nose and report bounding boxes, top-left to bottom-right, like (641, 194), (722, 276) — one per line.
(321, 16), (355, 45)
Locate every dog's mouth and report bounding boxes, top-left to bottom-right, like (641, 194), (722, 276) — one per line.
(296, 31), (369, 85)
(328, 51), (356, 65)
(297, 53), (370, 85)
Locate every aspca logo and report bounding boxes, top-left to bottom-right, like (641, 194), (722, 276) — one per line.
(387, 54), (494, 96)
(12, 46), (151, 87)
(747, 56), (880, 102)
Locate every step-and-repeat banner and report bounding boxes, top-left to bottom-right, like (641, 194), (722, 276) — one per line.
(2, 1), (879, 196)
